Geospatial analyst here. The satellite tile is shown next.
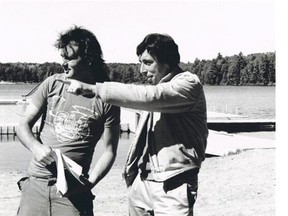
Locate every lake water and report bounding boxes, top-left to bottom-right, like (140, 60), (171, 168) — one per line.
(203, 85), (275, 119)
(0, 83), (275, 171)
(0, 83), (276, 119)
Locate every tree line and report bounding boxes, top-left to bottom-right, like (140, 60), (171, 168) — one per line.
(0, 52), (275, 86)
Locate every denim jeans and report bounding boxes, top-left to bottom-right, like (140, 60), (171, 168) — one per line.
(129, 169), (198, 216)
(17, 176), (94, 216)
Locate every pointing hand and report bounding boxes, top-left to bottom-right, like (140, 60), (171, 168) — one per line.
(55, 78), (95, 95)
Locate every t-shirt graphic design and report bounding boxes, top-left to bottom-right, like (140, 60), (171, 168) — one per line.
(46, 96), (98, 143)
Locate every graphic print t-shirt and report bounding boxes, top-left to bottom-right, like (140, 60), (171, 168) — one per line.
(27, 74), (120, 177)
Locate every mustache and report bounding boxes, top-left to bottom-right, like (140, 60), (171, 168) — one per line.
(62, 63), (69, 71)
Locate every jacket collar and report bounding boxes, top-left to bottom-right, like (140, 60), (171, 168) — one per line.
(159, 66), (183, 83)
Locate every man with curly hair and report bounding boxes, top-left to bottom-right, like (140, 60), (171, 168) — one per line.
(16, 26), (120, 216)
(61, 33), (208, 216)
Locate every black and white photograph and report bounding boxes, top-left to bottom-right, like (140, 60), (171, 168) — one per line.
(0, 0), (280, 215)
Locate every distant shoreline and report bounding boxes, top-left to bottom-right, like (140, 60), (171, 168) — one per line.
(0, 81), (15, 85)
(0, 80), (276, 87)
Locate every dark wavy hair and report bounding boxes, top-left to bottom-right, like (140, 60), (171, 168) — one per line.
(54, 25), (110, 82)
(136, 33), (180, 68)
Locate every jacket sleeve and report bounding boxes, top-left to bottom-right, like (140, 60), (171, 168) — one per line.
(98, 72), (204, 113)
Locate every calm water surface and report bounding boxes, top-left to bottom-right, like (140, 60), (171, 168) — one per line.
(203, 85), (275, 119)
(0, 133), (132, 171)
(0, 83), (276, 120)
(0, 84), (275, 171)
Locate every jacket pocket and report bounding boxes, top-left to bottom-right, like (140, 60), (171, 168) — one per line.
(17, 177), (29, 192)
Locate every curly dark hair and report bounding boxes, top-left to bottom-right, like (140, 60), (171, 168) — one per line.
(54, 25), (110, 82)
(136, 33), (180, 68)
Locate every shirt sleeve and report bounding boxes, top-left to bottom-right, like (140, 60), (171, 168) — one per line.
(29, 77), (52, 109)
(98, 72), (204, 113)
(103, 103), (121, 128)
(29, 74), (67, 109)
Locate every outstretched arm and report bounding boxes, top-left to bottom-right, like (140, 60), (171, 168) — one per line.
(56, 72), (202, 113)
(88, 124), (120, 187)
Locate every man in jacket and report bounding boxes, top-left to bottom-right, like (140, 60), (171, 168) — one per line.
(61, 33), (208, 215)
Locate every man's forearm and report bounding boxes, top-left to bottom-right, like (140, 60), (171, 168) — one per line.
(88, 151), (116, 187)
(16, 122), (41, 152)
(96, 81), (197, 113)
(16, 122), (55, 165)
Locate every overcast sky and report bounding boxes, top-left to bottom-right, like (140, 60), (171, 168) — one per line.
(1, 0), (275, 64)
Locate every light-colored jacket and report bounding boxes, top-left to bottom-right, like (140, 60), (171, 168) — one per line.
(97, 71), (208, 186)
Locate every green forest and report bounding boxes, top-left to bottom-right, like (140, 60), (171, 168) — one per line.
(0, 52), (275, 86)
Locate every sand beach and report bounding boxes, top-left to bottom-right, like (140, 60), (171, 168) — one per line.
(0, 146), (275, 216)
